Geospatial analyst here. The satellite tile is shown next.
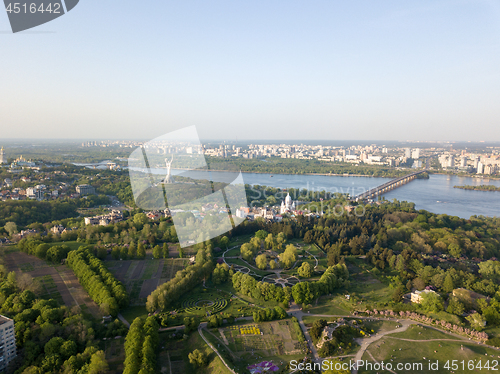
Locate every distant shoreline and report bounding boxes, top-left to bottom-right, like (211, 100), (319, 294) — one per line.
(168, 167), (399, 179)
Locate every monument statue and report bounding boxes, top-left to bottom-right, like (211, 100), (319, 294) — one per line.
(164, 155), (174, 184)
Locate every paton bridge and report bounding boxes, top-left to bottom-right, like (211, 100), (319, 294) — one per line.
(352, 169), (427, 201)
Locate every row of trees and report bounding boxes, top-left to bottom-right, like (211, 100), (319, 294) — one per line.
(0, 264), (109, 374)
(66, 247), (128, 316)
(253, 306), (287, 322)
(123, 317), (160, 374)
(146, 245), (214, 312)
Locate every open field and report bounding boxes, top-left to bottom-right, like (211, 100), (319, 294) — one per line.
(360, 325), (500, 374)
(158, 330), (232, 374)
(107, 258), (189, 305)
(3, 247), (101, 316)
(103, 338), (125, 374)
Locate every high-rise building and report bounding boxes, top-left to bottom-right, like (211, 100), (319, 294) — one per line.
(0, 147), (7, 165)
(0, 315), (16, 371)
(412, 148), (420, 159)
(477, 161), (484, 174)
(460, 157), (467, 168)
(405, 148), (411, 158)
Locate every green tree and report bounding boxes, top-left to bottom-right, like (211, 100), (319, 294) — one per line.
(188, 349), (208, 367)
(443, 273), (455, 293)
(137, 242), (146, 258)
(269, 259), (277, 270)
(392, 285), (406, 303)
(152, 245), (162, 259)
(87, 350), (109, 374)
(297, 262), (313, 278)
(448, 243), (462, 259)
(4, 221), (17, 236)
(255, 254), (267, 270)
(128, 242), (137, 259)
(255, 230), (268, 240)
(446, 296), (465, 315)
(133, 213), (148, 226)
(220, 236), (229, 249)
(466, 312), (486, 331)
(420, 291), (444, 313)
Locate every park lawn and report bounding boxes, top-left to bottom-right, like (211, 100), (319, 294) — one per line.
(308, 295), (353, 315)
(224, 247), (241, 257)
(344, 273), (393, 306)
(183, 330), (233, 374)
(389, 324), (464, 341)
(361, 331), (500, 374)
(120, 305), (148, 324)
(485, 326), (500, 340)
(302, 315), (338, 327)
(361, 319), (401, 334)
(228, 234), (253, 248)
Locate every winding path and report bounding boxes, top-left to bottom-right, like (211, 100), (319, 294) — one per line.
(198, 324), (238, 374)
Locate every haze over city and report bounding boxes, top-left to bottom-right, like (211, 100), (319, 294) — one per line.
(2, 0), (500, 141)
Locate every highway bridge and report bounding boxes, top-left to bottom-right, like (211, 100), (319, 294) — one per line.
(352, 169), (428, 201)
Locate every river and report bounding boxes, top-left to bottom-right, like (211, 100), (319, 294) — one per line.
(166, 169), (500, 219)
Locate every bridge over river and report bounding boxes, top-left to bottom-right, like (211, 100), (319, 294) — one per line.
(352, 169), (428, 201)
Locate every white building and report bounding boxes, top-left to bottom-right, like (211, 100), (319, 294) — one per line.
(0, 315), (16, 371)
(280, 193), (295, 214)
(477, 161), (484, 174)
(411, 148), (420, 159)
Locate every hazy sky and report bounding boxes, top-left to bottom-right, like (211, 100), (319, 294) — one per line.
(1, 0), (500, 141)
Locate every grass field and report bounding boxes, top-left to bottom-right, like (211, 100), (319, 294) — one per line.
(120, 305), (148, 324)
(360, 325), (500, 374)
(361, 319), (400, 334)
(106, 258), (189, 305)
(158, 330), (233, 374)
(103, 338), (125, 374)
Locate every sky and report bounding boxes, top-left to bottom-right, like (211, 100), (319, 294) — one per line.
(1, 0), (500, 142)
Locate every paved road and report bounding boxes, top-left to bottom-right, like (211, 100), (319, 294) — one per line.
(117, 313), (130, 328)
